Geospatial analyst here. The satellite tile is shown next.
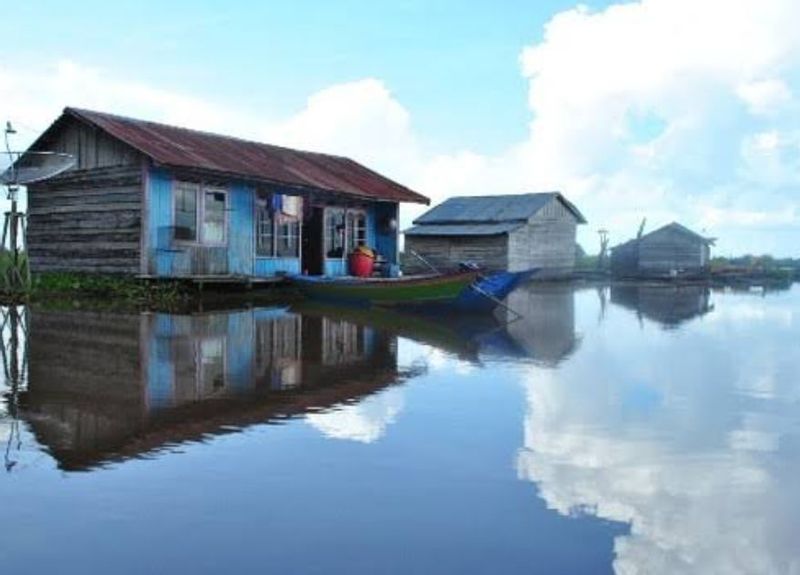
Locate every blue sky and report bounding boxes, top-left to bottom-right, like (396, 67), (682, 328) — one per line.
(6, 0), (600, 151)
(3, 0), (799, 256)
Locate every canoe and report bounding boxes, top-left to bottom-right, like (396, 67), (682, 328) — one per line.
(288, 271), (481, 307)
(451, 268), (538, 312)
(289, 268), (538, 311)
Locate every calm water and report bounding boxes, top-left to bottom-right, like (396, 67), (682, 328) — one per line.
(1, 283), (799, 574)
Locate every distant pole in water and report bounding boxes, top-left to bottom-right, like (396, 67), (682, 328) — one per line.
(597, 229), (609, 270)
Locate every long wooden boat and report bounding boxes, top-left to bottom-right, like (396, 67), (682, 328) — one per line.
(288, 268), (538, 311)
(288, 271), (481, 306)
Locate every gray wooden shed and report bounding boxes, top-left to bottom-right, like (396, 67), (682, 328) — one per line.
(610, 222), (714, 278)
(403, 192), (586, 275)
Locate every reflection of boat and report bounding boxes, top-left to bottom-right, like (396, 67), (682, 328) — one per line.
(292, 301), (499, 362)
(289, 268), (536, 312)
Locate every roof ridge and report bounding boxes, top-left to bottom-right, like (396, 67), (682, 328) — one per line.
(445, 191), (560, 201)
(66, 106), (352, 163)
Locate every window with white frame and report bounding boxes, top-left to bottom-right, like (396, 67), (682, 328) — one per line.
(347, 210), (367, 251)
(325, 207), (367, 258)
(203, 190), (226, 244)
(174, 182), (227, 245)
(276, 214), (300, 257)
(255, 190), (300, 258)
(325, 208), (346, 258)
(174, 182), (199, 241)
(255, 191), (274, 256)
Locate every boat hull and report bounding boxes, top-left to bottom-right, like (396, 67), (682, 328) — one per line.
(289, 272), (480, 307)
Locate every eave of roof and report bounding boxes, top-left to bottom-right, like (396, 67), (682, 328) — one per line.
(34, 107), (429, 205)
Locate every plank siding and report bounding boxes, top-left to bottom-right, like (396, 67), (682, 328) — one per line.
(36, 117), (141, 171)
(610, 224), (711, 277)
(404, 235), (508, 273)
(508, 199), (577, 274)
(27, 165), (143, 274)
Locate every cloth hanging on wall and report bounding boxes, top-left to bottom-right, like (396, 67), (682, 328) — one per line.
(271, 194), (283, 212)
(282, 195), (302, 217)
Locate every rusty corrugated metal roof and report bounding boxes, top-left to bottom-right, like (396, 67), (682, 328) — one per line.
(58, 107), (429, 204)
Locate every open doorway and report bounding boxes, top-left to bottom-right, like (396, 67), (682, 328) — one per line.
(302, 207), (324, 275)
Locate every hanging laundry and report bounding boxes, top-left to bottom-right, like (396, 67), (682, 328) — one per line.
(271, 194), (283, 213)
(283, 195), (302, 217)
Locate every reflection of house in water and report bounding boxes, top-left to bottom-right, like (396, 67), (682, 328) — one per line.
(22, 308), (403, 470)
(482, 283), (579, 366)
(610, 285), (714, 328)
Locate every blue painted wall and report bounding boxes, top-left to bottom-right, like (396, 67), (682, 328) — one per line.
(145, 165), (398, 278)
(228, 182), (255, 276)
(372, 203), (399, 265)
(255, 258), (301, 276)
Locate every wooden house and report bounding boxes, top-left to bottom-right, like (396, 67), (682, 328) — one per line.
(24, 107), (428, 279)
(610, 222), (714, 278)
(403, 193), (586, 275)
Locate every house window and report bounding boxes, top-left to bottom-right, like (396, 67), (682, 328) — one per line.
(347, 210), (367, 250)
(255, 191), (274, 256)
(173, 182), (227, 245)
(325, 208), (367, 258)
(276, 215), (300, 257)
(174, 183), (198, 241)
(325, 208), (346, 258)
(203, 189), (226, 245)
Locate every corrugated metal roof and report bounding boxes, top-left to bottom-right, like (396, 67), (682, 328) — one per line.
(404, 222), (523, 237)
(413, 192), (586, 224)
(44, 108), (429, 204)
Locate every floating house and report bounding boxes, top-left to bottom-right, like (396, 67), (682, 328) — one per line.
(610, 222), (714, 278)
(24, 107), (428, 279)
(403, 193), (586, 276)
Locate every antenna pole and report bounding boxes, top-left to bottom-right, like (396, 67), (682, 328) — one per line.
(3, 122), (24, 292)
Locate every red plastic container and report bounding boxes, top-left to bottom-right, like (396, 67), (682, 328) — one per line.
(349, 250), (375, 277)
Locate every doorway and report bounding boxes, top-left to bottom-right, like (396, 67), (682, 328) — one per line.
(302, 207), (324, 275)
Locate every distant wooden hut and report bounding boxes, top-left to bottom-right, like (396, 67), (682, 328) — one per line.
(23, 107), (428, 279)
(403, 193), (586, 276)
(610, 222), (714, 278)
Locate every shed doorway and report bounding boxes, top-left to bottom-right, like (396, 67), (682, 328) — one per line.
(302, 207), (325, 275)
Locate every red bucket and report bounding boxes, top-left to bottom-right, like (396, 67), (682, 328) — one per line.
(349, 249), (375, 277)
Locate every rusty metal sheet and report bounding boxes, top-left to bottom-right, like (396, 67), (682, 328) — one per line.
(64, 107), (429, 205)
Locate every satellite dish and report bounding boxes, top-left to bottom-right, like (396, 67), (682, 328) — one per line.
(1, 151), (76, 186)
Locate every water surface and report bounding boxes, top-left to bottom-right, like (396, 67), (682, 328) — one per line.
(1, 283), (798, 574)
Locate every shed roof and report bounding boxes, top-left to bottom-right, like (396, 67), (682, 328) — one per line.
(32, 107), (429, 204)
(412, 192), (586, 225)
(404, 222), (523, 237)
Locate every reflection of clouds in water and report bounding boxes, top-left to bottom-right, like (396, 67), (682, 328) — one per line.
(517, 290), (800, 574)
(705, 299), (795, 328)
(306, 387), (405, 444)
(396, 337), (473, 373)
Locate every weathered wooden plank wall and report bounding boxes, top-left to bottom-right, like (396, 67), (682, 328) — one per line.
(638, 229), (708, 273)
(611, 227), (710, 277)
(27, 165), (143, 273)
(507, 198), (577, 274)
(404, 235), (509, 273)
(40, 117), (141, 171)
